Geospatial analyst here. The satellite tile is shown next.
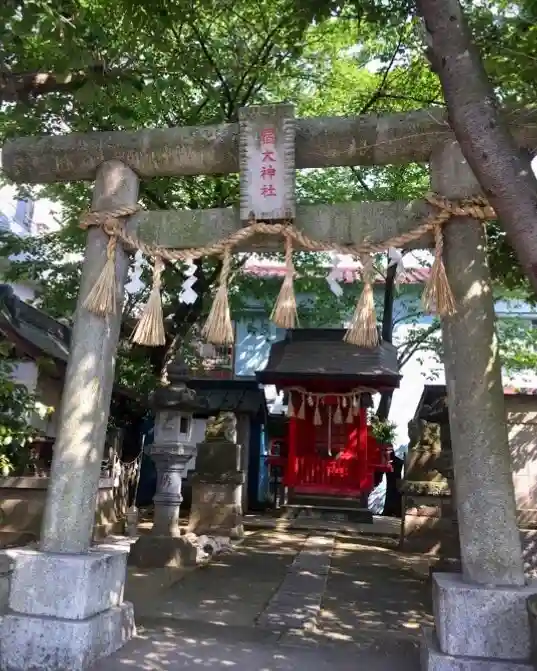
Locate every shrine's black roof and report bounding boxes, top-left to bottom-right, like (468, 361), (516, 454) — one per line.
(256, 328), (401, 388)
(0, 284), (141, 403)
(0, 284), (70, 365)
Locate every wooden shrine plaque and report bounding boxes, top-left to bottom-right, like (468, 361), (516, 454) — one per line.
(239, 104), (295, 223)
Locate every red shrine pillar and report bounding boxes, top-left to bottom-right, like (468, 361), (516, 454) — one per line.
(286, 415), (298, 489)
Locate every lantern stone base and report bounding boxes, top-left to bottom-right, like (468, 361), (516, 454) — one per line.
(128, 533), (199, 569)
(0, 545), (134, 671)
(421, 573), (537, 671)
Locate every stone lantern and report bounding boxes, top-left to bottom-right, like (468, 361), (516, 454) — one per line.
(129, 354), (207, 568)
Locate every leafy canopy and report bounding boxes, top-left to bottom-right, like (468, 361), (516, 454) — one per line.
(1, 0), (537, 397)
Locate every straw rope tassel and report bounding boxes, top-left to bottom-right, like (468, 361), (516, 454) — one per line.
(202, 246), (234, 345)
(422, 223), (456, 317)
(314, 398), (322, 426)
(334, 399), (343, 424)
(271, 232), (298, 328)
(287, 392), (295, 418)
(132, 256), (166, 346)
(83, 234), (118, 316)
(298, 393), (306, 420)
(344, 255), (379, 348)
(346, 402), (354, 424)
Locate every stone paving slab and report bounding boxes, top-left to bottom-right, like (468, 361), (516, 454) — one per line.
(256, 533), (335, 631)
(315, 536), (434, 643)
(243, 513), (401, 537)
(135, 530), (307, 628)
(90, 528), (431, 670)
(90, 619), (421, 671)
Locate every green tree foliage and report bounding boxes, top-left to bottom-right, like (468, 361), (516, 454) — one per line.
(1, 0), (537, 396)
(0, 343), (52, 474)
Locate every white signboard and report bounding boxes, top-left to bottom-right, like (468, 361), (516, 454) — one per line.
(239, 104), (295, 223)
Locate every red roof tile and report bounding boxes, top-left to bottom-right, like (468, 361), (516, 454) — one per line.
(243, 265), (431, 284)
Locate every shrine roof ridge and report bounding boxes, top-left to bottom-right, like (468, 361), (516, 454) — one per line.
(256, 328), (400, 388)
(3, 105), (537, 183)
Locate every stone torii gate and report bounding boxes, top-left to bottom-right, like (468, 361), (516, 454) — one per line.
(2, 104), (537, 671)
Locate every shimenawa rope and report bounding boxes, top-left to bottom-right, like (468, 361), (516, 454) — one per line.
(79, 194), (496, 348)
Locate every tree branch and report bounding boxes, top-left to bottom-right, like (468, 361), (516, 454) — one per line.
(350, 167), (372, 193)
(397, 322), (441, 368)
(416, 0), (537, 295)
(188, 25), (234, 110)
(0, 65), (142, 102)
(359, 33), (404, 115)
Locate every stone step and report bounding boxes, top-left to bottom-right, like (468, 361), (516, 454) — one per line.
(286, 502), (373, 524)
(287, 494), (366, 510)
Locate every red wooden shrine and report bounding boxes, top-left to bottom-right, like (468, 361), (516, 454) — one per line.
(257, 329), (401, 501)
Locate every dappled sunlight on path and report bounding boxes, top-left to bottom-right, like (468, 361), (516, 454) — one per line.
(92, 529), (430, 670)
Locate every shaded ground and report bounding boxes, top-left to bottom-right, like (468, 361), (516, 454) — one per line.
(316, 535), (433, 642)
(93, 529), (432, 670)
(135, 530), (306, 628)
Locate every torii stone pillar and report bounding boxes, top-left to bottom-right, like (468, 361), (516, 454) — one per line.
(422, 142), (535, 670)
(0, 160), (138, 671)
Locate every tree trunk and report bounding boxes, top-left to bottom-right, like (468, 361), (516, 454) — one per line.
(416, 0), (537, 295)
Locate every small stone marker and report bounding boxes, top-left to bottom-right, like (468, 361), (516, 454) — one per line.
(239, 103), (295, 223)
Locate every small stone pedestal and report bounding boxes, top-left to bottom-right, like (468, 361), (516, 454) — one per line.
(0, 544), (134, 671)
(189, 431), (245, 539)
(422, 573), (536, 670)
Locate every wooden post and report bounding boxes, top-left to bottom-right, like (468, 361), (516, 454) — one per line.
(40, 160), (139, 554)
(430, 142), (524, 586)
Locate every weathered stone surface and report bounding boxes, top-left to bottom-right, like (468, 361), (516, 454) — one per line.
(239, 104), (295, 222)
(0, 602), (135, 671)
(197, 434), (240, 472)
(129, 199), (435, 253)
(431, 143), (524, 586)
(421, 627), (534, 671)
(0, 555), (13, 614)
(40, 161), (139, 554)
(256, 534), (334, 631)
(5, 105), (537, 182)
(433, 572), (536, 660)
(5, 546), (128, 620)
(189, 482), (244, 539)
(189, 436), (244, 538)
(128, 534), (199, 569)
(526, 593), (537, 666)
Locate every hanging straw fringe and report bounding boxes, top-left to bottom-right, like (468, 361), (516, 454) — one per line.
(298, 393), (306, 420)
(422, 223), (456, 317)
(314, 398), (322, 426)
(346, 404), (354, 424)
(80, 195), (496, 344)
(81, 204), (140, 317)
(83, 235), (118, 316)
(287, 393), (295, 417)
(333, 400), (343, 424)
(270, 232), (298, 328)
(132, 256), (166, 346)
(344, 255), (379, 348)
(202, 247), (234, 345)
